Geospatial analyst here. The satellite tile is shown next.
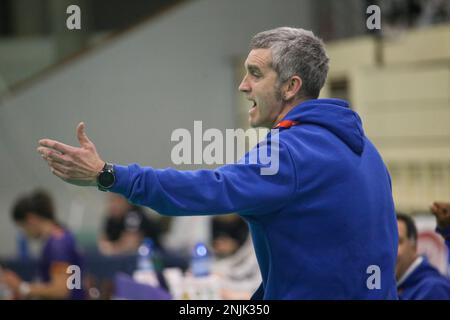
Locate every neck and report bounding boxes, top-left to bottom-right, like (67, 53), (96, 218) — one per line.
(273, 97), (308, 126)
(397, 254), (419, 282)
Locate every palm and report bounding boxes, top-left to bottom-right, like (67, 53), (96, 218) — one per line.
(38, 122), (105, 187)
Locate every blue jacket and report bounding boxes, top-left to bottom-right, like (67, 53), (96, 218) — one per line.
(398, 257), (450, 300)
(110, 98), (398, 299)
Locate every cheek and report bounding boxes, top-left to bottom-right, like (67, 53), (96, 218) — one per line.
(397, 243), (414, 260)
(397, 245), (404, 257)
(397, 241), (408, 255)
(259, 92), (277, 109)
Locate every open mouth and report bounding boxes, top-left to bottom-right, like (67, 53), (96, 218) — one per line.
(248, 99), (257, 111)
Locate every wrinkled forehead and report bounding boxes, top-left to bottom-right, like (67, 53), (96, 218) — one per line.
(244, 48), (273, 70)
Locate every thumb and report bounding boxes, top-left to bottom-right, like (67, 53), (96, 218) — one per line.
(76, 122), (92, 147)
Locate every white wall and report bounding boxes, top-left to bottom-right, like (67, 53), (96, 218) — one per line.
(0, 0), (314, 256)
(0, 38), (55, 94)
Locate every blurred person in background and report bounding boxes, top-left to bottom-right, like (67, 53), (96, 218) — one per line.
(0, 190), (85, 299)
(430, 201), (450, 249)
(211, 214), (248, 258)
(396, 213), (450, 299)
(209, 214), (258, 299)
(98, 193), (164, 255)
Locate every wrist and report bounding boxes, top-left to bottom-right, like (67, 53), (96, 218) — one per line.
(96, 160), (106, 173)
(90, 161), (106, 186)
(96, 162), (115, 191)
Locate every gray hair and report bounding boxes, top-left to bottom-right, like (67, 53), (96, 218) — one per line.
(250, 27), (329, 99)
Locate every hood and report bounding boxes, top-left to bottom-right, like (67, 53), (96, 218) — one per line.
(281, 98), (365, 155)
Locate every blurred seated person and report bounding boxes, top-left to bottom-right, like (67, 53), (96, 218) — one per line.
(1, 189), (85, 299)
(98, 194), (163, 255)
(210, 214), (260, 299)
(212, 214), (248, 258)
(396, 213), (450, 300)
(213, 236), (261, 300)
(430, 201), (450, 248)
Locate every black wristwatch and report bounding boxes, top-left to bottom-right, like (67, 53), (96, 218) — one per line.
(97, 162), (115, 191)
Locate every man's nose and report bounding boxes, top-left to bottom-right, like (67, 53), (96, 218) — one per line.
(239, 75), (251, 92)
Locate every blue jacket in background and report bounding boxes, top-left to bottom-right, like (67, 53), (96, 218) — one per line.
(398, 256), (450, 300)
(110, 98), (398, 299)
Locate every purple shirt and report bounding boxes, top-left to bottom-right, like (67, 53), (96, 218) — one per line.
(40, 227), (85, 300)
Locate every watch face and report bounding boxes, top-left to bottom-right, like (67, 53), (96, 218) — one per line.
(99, 171), (115, 188)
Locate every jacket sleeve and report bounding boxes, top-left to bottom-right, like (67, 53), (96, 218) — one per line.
(109, 138), (297, 216)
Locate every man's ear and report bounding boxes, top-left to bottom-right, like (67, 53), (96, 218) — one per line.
(283, 76), (302, 100)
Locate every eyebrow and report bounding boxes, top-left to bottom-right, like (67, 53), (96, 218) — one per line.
(246, 64), (262, 73)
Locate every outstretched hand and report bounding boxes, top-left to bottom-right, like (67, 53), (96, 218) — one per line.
(430, 202), (450, 230)
(37, 122), (105, 186)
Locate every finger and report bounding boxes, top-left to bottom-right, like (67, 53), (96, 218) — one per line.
(37, 146), (59, 158)
(38, 147), (71, 166)
(39, 139), (76, 155)
(77, 122), (92, 147)
(51, 167), (70, 180)
(42, 149), (72, 166)
(38, 150), (48, 161)
(48, 161), (71, 176)
(48, 152), (70, 166)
